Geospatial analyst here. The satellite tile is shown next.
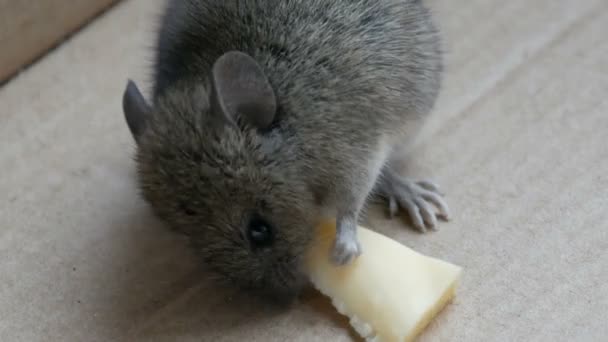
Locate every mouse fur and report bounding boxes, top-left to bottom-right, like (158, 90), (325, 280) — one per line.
(122, 0), (450, 302)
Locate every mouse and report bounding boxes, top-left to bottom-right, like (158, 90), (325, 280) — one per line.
(122, 0), (450, 302)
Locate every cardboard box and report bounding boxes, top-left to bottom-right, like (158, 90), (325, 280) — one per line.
(0, 0), (119, 82)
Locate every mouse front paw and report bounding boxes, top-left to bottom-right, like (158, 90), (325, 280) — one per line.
(379, 173), (451, 232)
(330, 224), (361, 265)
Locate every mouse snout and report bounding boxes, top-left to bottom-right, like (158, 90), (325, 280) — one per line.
(257, 261), (308, 305)
(257, 278), (306, 306)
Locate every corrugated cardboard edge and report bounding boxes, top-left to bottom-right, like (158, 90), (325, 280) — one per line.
(0, 0), (122, 83)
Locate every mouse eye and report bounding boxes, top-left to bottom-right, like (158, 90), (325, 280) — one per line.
(247, 217), (274, 248)
(178, 201), (197, 216)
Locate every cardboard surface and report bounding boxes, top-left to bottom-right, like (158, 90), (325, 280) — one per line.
(1, 0), (607, 341)
(0, 0), (119, 82)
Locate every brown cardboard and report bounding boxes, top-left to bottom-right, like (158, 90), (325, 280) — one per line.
(0, 0), (119, 82)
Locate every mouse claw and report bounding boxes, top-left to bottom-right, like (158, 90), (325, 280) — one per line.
(416, 179), (445, 196)
(388, 196), (398, 219)
(331, 238), (361, 265)
(331, 221), (362, 265)
(379, 174), (451, 232)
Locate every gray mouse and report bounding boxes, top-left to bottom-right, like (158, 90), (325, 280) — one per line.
(122, 0), (450, 301)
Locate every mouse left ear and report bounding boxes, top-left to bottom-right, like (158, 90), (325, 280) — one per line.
(210, 51), (277, 130)
(122, 80), (151, 143)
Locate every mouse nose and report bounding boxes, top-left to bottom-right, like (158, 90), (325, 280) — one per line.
(269, 287), (303, 306)
(255, 277), (306, 306)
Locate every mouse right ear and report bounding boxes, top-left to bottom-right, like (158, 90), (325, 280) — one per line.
(122, 80), (151, 143)
(210, 51), (277, 130)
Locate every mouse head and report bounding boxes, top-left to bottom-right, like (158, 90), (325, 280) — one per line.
(122, 51), (317, 302)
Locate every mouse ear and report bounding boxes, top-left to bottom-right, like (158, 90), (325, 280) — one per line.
(122, 80), (151, 143)
(210, 51), (277, 130)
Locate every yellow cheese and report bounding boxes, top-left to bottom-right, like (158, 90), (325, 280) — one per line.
(306, 221), (462, 342)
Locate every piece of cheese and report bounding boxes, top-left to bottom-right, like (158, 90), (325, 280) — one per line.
(305, 221), (462, 342)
